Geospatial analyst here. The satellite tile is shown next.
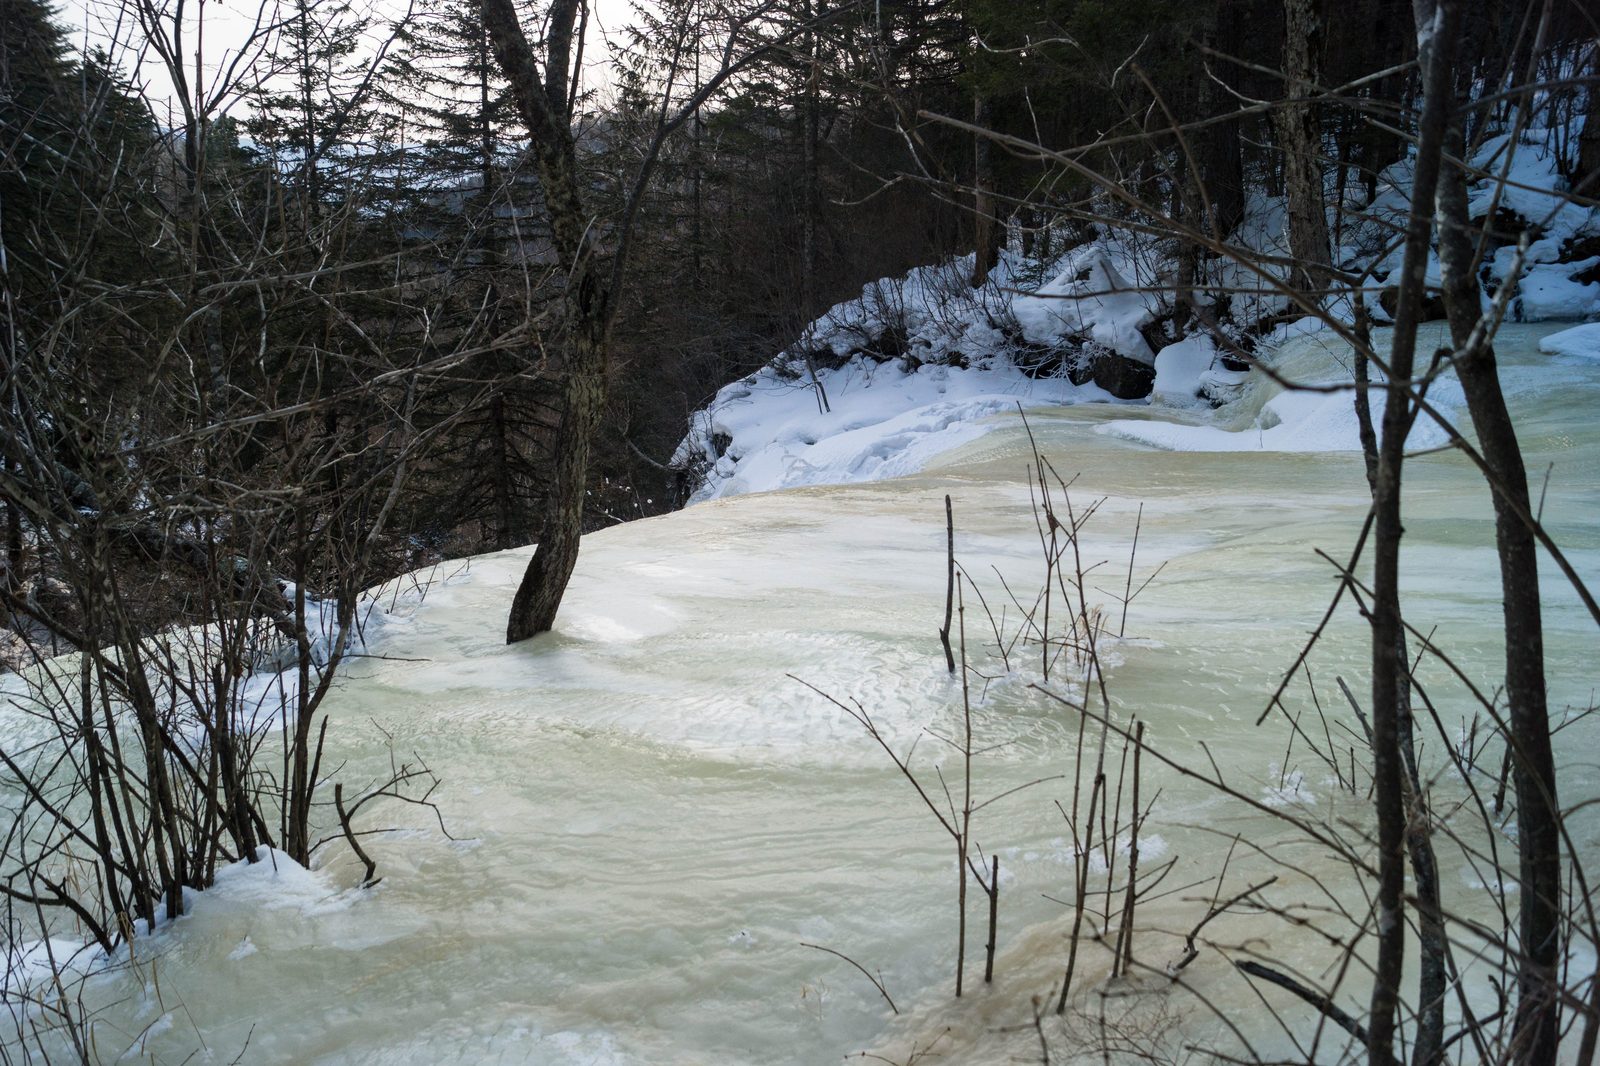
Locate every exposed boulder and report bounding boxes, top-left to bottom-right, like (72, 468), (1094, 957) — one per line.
(1378, 285), (1448, 322)
(1090, 347), (1157, 400)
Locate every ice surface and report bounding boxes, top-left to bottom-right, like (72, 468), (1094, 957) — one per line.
(6, 327), (1597, 1066)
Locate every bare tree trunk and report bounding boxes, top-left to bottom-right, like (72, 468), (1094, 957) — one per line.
(1366, 2), (1462, 1059)
(1354, 315), (1447, 1065)
(484, 0), (819, 640)
(1197, 2), (1245, 238)
(970, 91), (998, 287)
(506, 324), (607, 640)
(1578, 43), (1600, 192)
(1278, 0), (1333, 294)
(1436, 116), (1562, 1066)
(691, 16), (705, 292)
(489, 385), (518, 551)
(2, 457), (20, 605)
(481, 0), (614, 642)
(801, 0), (819, 315)
(1399, 674), (1448, 1066)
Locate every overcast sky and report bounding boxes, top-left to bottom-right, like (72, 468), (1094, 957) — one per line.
(56, 0), (636, 119)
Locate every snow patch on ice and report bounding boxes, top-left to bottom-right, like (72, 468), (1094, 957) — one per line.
(1538, 322), (1600, 363)
(1260, 767), (1317, 808)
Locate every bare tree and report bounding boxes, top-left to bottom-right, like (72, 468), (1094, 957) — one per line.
(1278, 0), (1334, 293)
(483, 0), (854, 642)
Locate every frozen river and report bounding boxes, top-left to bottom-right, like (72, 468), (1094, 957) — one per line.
(7, 323), (1599, 1063)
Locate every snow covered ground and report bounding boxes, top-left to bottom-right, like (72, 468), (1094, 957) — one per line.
(672, 348), (1117, 503)
(675, 309), (1489, 498)
(677, 119), (1597, 503)
(1540, 322), (1600, 363)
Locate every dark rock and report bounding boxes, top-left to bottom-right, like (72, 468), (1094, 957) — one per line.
(1560, 233), (1600, 268)
(1091, 349), (1156, 399)
(868, 325), (908, 359)
(1561, 234), (1600, 286)
(1471, 205), (1542, 246)
(1378, 285), (1448, 322)
(1138, 309), (1180, 357)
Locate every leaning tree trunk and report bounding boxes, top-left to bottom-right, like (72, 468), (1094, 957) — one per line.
(505, 316), (608, 641)
(1278, 0), (1334, 295)
(1435, 117), (1562, 1066)
(1353, 301), (1447, 1066)
(481, 0), (617, 643)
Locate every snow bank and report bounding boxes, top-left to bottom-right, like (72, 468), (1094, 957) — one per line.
(1100, 379), (1453, 454)
(1012, 244), (1165, 362)
(1, 848), (345, 1010)
(1099, 332), (1466, 454)
(674, 354), (1112, 503)
(674, 235), (1181, 501)
(1539, 322), (1600, 363)
(1357, 128), (1600, 323)
(3, 938), (102, 995)
(1520, 260), (1600, 321)
(677, 114), (1594, 499)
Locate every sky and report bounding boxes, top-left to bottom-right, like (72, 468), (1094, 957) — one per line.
(55, 0), (636, 118)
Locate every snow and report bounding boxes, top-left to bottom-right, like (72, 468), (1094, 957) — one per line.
(1205, 193), (1294, 326)
(1467, 129), (1600, 321)
(675, 354), (1112, 503)
(1150, 335), (1219, 408)
(1518, 260), (1600, 321)
(1102, 386), (1371, 453)
(675, 236), (1179, 502)
(3, 938), (100, 994)
(1538, 322), (1600, 363)
(204, 846), (359, 916)
(1468, 132), (1596, 249)
(677, 110), (1596, 502)
(1013, 245), (1164, 362)
(1099, 331), (1466, 454)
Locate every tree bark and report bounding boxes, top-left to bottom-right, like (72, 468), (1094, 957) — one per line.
(481, 0), (614, 643)
(970, 91), (999, 287)
(1365, 1), (1462, 1059)
(1578, 43), (1600, 193)
(1436, 116), (1562, 1066)
(1352, 308), (1446, 1066)
(1278, 0), (1334, 294)
(801, 0), (819, 314)
(1196, 3), (1245, 238)
(506, 324), (607, 641)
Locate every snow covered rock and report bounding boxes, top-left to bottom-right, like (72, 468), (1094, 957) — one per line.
(1013, 246), (1164, 363)
(1518, 260), (1600, 321)
(1538, 323), (1600, 363)
(672, 353), (1109, 503)
(1150, 335), (1219, 408)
